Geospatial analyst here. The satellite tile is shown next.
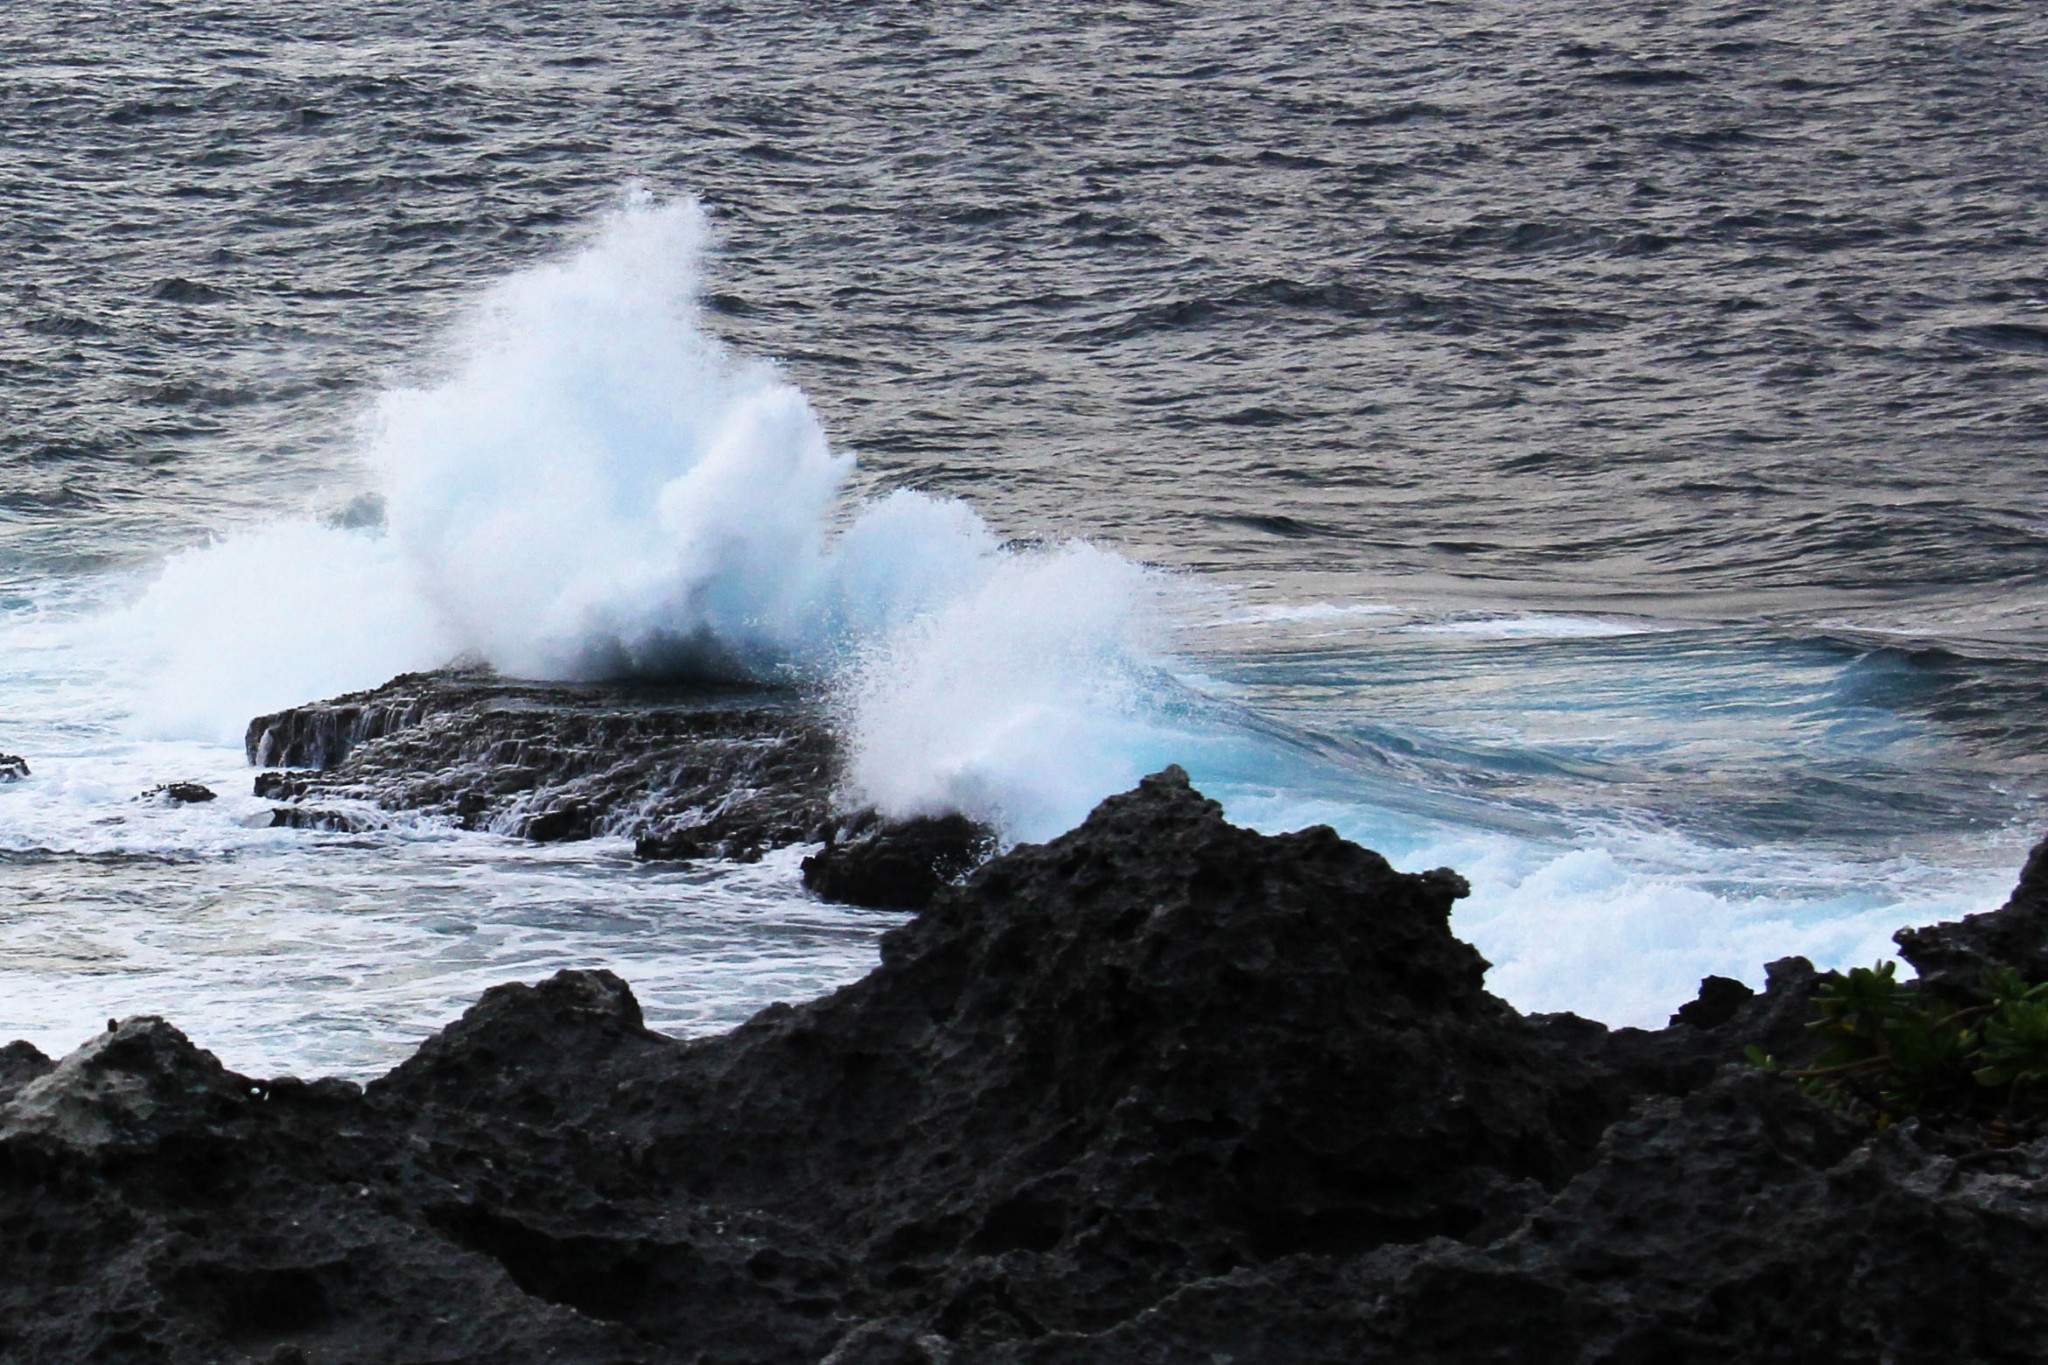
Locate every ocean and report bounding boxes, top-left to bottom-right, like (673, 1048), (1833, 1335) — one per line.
(2, 0), (2044, 1075)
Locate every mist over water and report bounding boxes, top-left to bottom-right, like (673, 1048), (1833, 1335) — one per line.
(0, 0), (2045, 1070)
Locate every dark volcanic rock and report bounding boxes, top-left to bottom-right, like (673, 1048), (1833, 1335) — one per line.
(1668, 972), (1754, 1029)
(798, 810), (998, 909)
(1896, 831), (2048, 991)
(0, 1023), (642, 1362)
(266, 803), (385, 833)
(0, 1040), (52, 1098)
(594, 767), (1628, 1340)
(2, 774), (2046, 1362)
(144, 781), (217, 804)
(1005, 1070), (2048, 1364)
(0, 1016), (255, 1152)
(245, 666), (835, 854)
(0, 753), (27, 781)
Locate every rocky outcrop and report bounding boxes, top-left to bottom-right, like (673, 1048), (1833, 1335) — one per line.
(798, 811), (999, 909)
(0, 1017), (252, 1152)
(1896, 837), (2048, 992)
(0, 753), (27, 782)
(0, 772), (2043, 1362)
(245, 667), (836, 857)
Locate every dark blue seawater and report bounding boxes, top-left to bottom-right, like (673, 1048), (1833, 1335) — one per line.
(0, 0), (2043, 1071)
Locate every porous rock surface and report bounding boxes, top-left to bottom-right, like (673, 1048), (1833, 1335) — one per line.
(1, 769), (2043, 1363)
(144, 781), (217, 804)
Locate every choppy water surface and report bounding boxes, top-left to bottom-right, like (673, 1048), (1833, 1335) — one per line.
(1, 0), (2044, 1071)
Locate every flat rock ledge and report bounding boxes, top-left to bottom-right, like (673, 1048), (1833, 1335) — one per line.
(1, 769), (2044, 1363)
(245, 667), (837, 859)
(244, 669), (991, 903)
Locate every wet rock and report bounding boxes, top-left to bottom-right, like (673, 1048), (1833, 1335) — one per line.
(799, 810), (998, 908)
(631, 826), (714, 860)
(246, 666), (834, 850)
(519, 799), (594, 843)
(144, 781), (217, 804)
(0, 753), (27, 781)
(0, 773), (2045, 1361)
(266, 804), (384, 833)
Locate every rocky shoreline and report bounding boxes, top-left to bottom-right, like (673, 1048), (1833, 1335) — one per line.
(0, 761), (2043, 1361)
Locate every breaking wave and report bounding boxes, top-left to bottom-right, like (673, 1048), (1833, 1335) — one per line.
(114, 192), (1176, 839)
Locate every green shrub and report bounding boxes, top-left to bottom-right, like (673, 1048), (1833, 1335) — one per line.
(1748, 962), (2048, 1130)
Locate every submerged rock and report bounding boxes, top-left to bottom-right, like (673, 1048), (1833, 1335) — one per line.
(144, 781), (217, 804)
(265, 803), (385, 833)
(0, 778), (2043, 1361)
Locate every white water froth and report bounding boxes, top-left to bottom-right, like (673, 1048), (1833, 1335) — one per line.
(1225, 600), (1400, 625)
(840, 545), (1181, 840)
(113, 522), (448, 743)
(1215, 786), (2026, 1027)
(0, 838), (896, 1078)
(370, 199), (847, 680)
(1442, 833), (2012, 1024)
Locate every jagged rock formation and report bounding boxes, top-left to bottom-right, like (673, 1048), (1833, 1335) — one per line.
(0, 770), (2043, 1363)
(0, 753), (27, 782)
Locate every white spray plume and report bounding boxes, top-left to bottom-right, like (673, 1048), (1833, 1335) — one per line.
(838, 543), (1179, 841)
(370, 194), (850, 679)
(113, 190), (1179, 836)
(111, 521), (451, 744)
